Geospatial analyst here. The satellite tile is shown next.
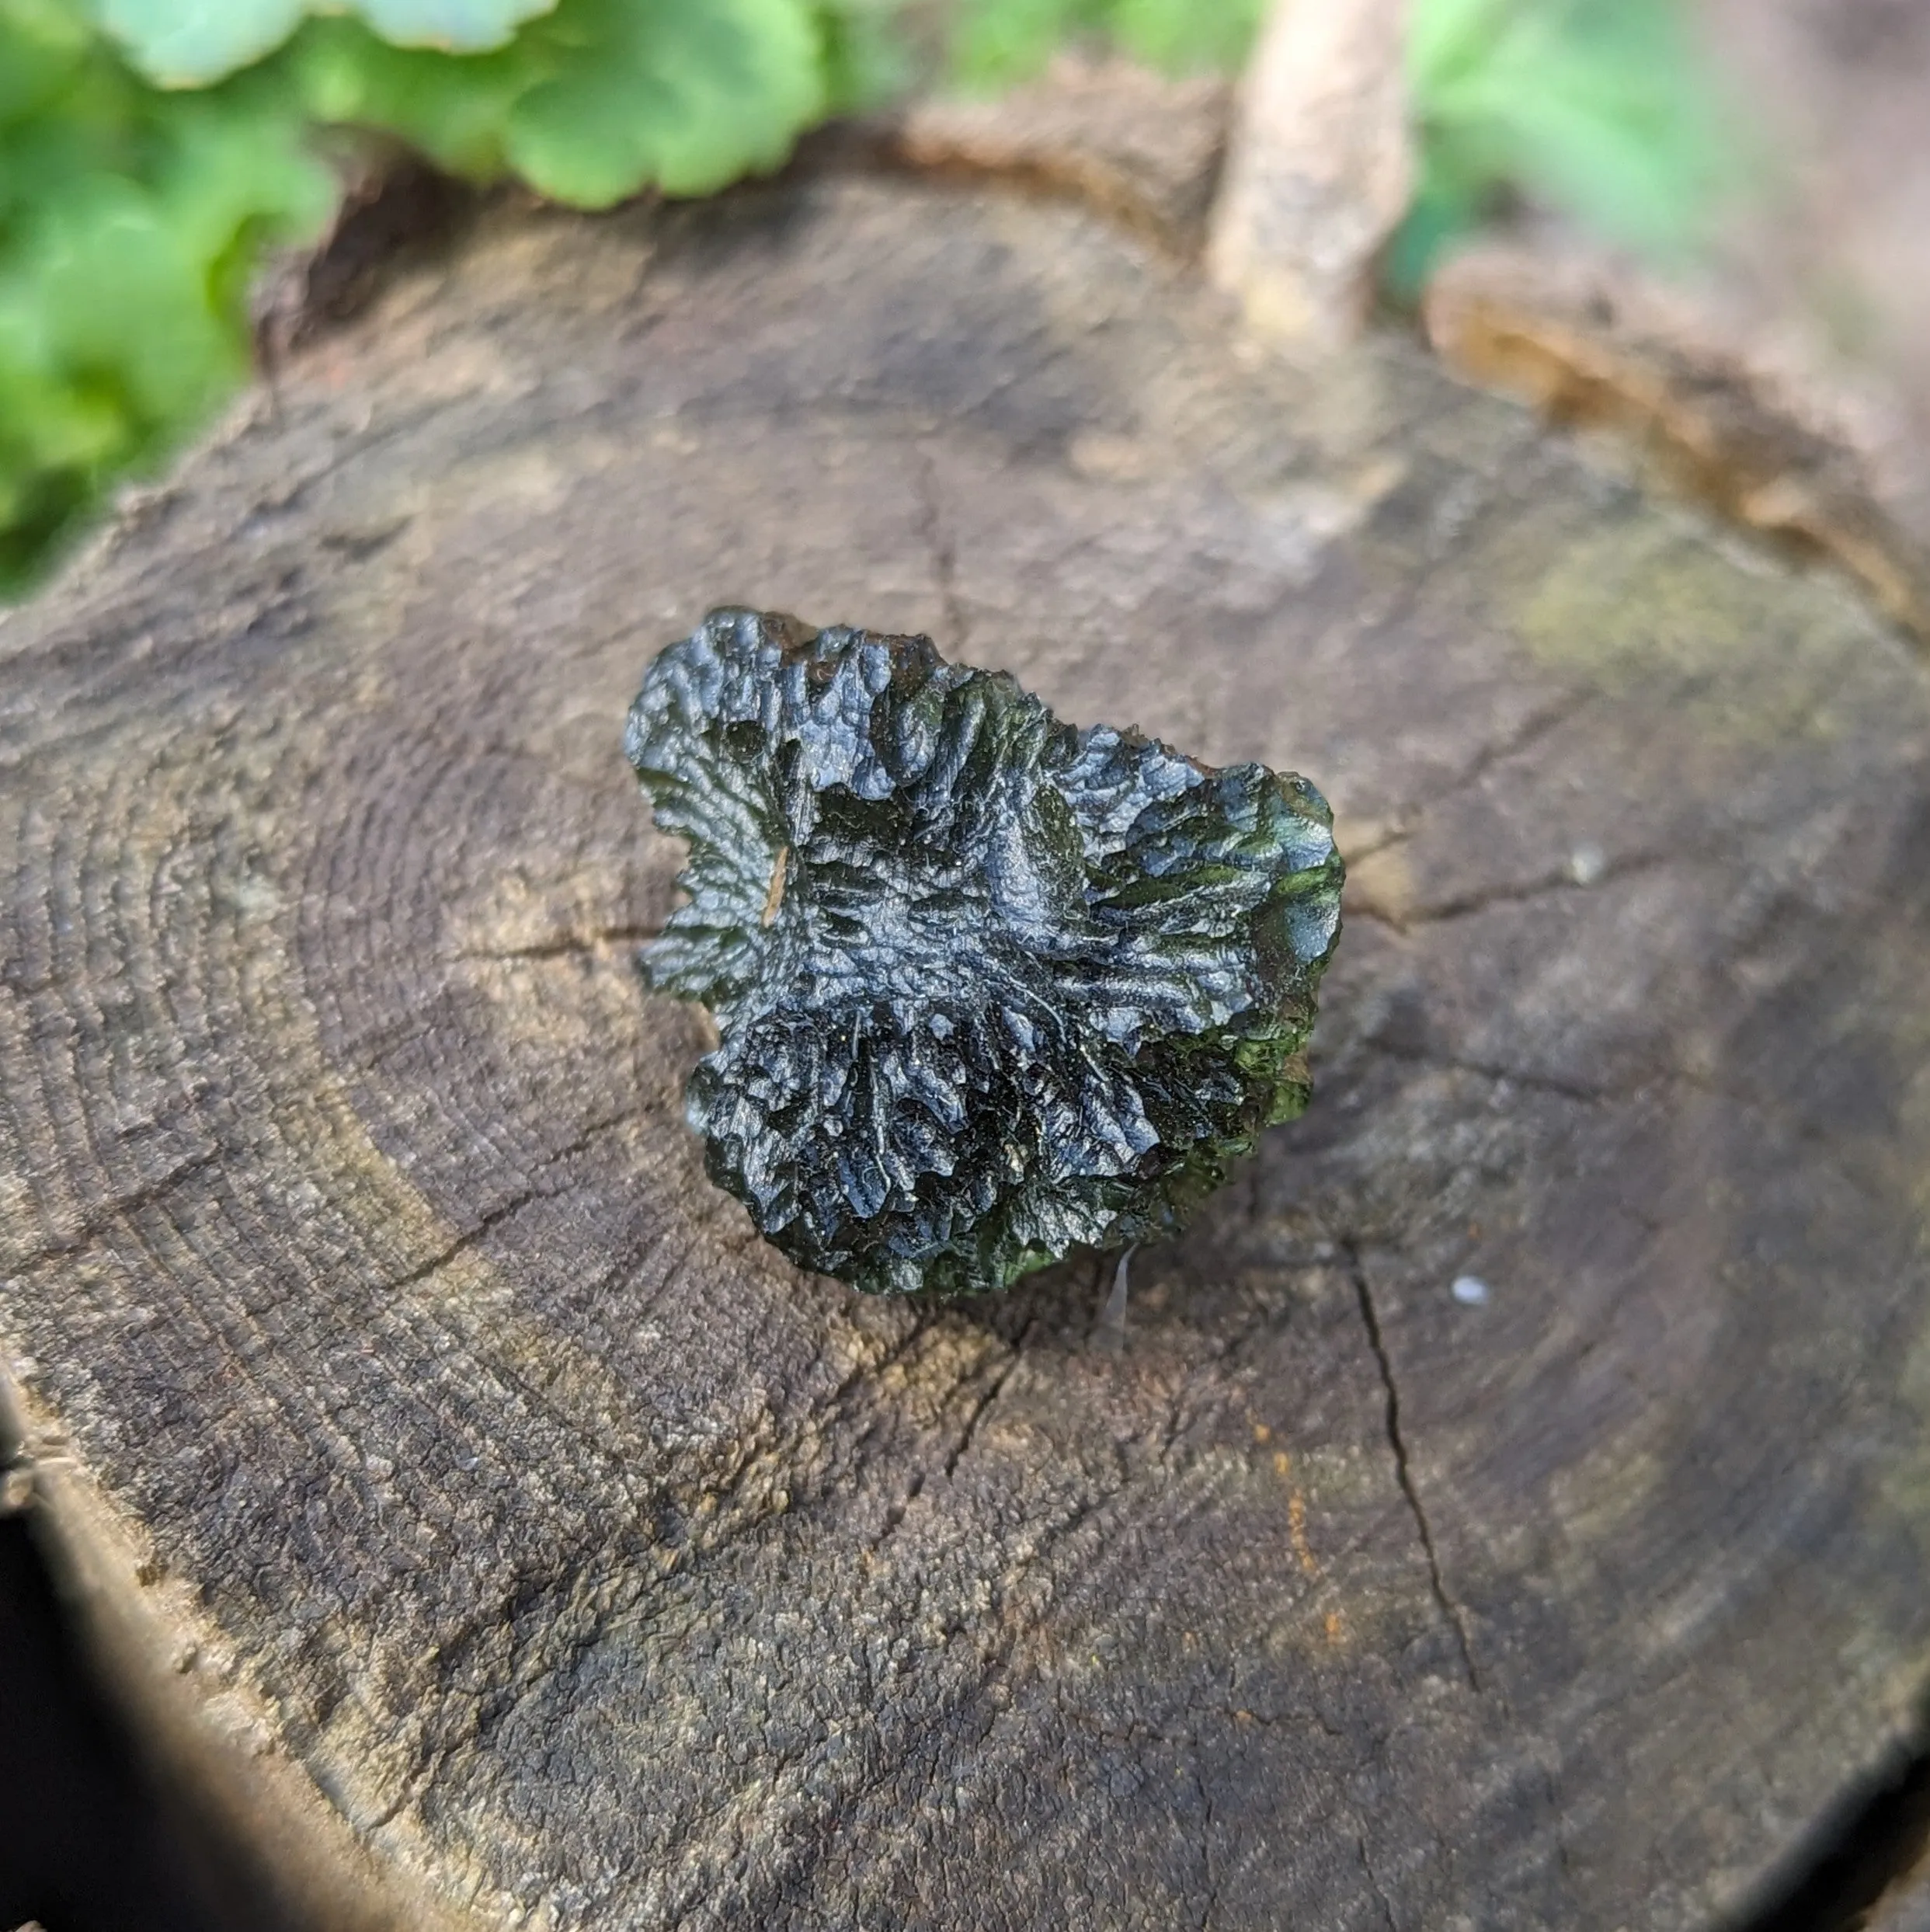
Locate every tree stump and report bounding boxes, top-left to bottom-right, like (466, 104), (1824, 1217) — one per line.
(3, 167), (1929, 1932)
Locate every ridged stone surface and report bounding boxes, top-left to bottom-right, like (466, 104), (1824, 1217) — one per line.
(626, 607), (1343, 1294)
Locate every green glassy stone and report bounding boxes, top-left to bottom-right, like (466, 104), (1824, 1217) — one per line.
(624, 607), (1344, 1295)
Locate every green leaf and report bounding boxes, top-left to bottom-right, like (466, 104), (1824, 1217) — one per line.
(96, 0), (304, 86)
(508, 0), (825, 200)
(1108, 0), (1264, 75)
(0, 0), (98, 123)
(290, 17), (524, 175)
(0, 0), (867, 590)
(812, 0), (909, 113)
(1397, 0), (1734, 294)
(95, 0), (558, 88)
(354, 0), (557, 51)
(948, 0), (1096, 91)
(289, 0), (827, 205)
(1380, 172), (1483, 305)
(943, 0), (1261, 92)
(0, 20), (332, 589)
(1408, 0), (1511, 90)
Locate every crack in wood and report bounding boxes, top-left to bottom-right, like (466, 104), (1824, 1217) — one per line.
(5, 1145), (221, 1274)
(1355, 1831), (1398, 1932)
(1345, 691), (1600, 866)
(373, 1105), (649, 1298)
(1358, 1036), (1613, 1105)
(1196, 1753), (1218, 1932)
(941, 1334), (1029, 1484)
(1343, 1241), (1481, 1695)
(1394, 850), (1674, 929)
(452, 923), (661, 963)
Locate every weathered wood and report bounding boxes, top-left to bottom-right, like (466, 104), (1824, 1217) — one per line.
(892, 52), (1229, 257)
(2, 169), (1929, 1930)
(1208, 0), (1410, 348)
(1875, 1865), (1930, 1932)
(1423, 240), (1930, 649)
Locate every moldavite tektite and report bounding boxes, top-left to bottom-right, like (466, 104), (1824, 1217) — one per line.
(624, 608), (1344, 1296)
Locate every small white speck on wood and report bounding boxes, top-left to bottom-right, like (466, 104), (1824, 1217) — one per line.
(1452, 1276), (1492, 1307)
(1568, 843), (1607, 886)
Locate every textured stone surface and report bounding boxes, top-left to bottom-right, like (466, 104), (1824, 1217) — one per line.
(1, 172), (1928, 1931)
(626, 606), (1343, 1294)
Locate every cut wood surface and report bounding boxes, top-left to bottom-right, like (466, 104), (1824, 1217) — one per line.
(3, 168), (1930, 1932)
(1876, 1865), (1930, 1932)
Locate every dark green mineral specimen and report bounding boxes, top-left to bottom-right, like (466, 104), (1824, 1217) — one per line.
(624, 608), (1344, 1296)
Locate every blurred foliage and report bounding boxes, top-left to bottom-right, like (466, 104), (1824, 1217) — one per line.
(0, 0), (333, 586)
(0, 0), (1730, 594)
(944, 0), (1730, 292)
(103, 0), (555, 88)
(1387, 0), (1732, 298)
(944, 0), (1266, 89)
(283, 0), (835, 207)
(0, 0), (880, 590)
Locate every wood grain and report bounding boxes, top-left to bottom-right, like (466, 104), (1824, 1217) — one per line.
(2, 172), (1928, 1930)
